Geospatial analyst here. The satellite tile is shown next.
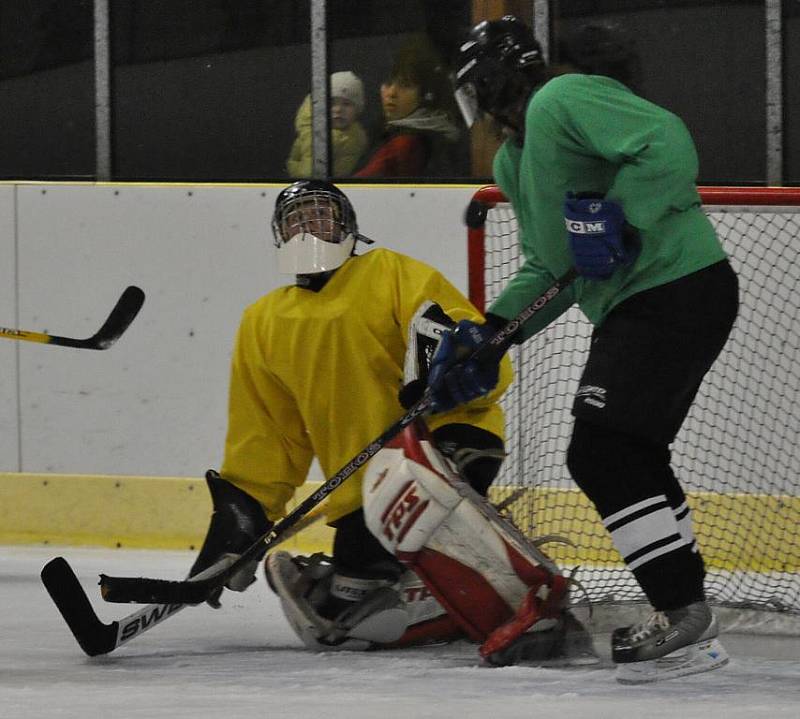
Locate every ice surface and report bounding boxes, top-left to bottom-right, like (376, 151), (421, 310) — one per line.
(1, 546), (798, 719)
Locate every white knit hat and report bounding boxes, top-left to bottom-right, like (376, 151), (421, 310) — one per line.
(330, 71), (364, 114)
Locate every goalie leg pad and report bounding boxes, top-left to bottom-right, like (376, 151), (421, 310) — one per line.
(389, 570), (465, 647)
(363, 422), (565, 648)
(478, 573), (568, 658)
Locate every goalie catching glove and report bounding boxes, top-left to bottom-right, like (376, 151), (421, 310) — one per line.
(362, 420), (596, 664)
(189, 470), (272, 608)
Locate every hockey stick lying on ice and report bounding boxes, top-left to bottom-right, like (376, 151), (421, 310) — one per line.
(99, 268), (579, 606)
(41, 503), (328, 656)
(0, 285), (145, 350)
(41, 555), (228, 656)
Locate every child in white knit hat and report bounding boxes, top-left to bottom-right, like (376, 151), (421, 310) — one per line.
(287, 71), (368, 178)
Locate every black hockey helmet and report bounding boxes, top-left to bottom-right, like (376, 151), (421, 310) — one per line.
(454, 15), (546, 127)
(271, 179), (372, 275)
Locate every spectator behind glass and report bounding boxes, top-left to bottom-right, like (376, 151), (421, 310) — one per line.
(355, 36), (463, 178)
(287, 71), (369, 178)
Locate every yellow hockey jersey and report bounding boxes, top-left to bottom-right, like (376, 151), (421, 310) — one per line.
(221, 247), (512, 524)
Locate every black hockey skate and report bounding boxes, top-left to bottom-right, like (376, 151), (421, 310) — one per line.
(612, 601), (729, 683)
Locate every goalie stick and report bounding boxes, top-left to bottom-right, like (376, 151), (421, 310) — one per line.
(42, 504), (328, 656)
(42, 557), (195, 656)
(99, 269), (578, 606)
(0, 285), (145, 350)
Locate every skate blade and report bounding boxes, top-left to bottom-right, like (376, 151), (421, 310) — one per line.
(523, 652), (602, 669)
(616, 638), (729, 684)
(558, 652), (602, 667)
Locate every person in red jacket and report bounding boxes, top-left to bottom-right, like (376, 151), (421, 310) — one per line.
(355, 36), (463, 178)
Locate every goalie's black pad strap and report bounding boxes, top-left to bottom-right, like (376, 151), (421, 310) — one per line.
(431, 423), (505, 496)
(331, 509), (405, 582)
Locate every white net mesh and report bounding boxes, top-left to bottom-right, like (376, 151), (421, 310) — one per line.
(473, 187), (800, 616)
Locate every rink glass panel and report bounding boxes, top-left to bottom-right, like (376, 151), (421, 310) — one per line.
(0, 0), (94, 179)
(549, 0), (767, 184)
(108, 0), (310, 181)
(785, 2), (800, 183)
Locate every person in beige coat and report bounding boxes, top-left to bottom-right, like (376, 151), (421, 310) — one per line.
(286, 71), (368, 178)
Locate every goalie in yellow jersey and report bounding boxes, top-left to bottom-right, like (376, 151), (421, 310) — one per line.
(189, 180), (595, 663)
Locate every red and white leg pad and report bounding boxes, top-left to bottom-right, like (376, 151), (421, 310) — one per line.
(390, 570), (465, 647)
(363, 421), (568, 657)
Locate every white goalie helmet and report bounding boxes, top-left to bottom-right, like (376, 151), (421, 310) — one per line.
(271, 180), (372, 275)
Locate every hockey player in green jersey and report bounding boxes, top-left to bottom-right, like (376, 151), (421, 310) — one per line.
(429, 16), (739, 683)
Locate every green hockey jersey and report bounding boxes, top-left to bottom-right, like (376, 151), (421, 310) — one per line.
(491, 73), (727, 341)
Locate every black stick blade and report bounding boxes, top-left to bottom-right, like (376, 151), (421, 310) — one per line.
(41, 557), (118, 656)
(100, 574), (210, 605)
(51, 285), (145, 350)
(89, 285), (146, 349)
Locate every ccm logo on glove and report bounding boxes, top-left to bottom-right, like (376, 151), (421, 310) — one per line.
(565, 207), (608, 235)
(564, 192), (640, 280)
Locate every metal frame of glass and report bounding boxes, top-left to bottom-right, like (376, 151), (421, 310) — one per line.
(79, 0), (794, 183)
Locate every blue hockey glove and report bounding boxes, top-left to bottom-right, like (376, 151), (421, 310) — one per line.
(564, 193), (640, 279)
(427, 319), (503, 413)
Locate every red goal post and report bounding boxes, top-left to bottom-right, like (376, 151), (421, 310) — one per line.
(467, 185), (800, 623)
(467, 185), (800, 314)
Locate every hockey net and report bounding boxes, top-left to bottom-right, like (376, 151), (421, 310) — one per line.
(470, 185), (800, 626)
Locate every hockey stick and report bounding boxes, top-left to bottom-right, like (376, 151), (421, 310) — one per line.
(0, 286), (145, 350)
(41, 557), (207, 657)
(99, 269), (579, 606)
(42, 505), (328, 656)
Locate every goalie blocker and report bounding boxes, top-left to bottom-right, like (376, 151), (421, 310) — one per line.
(362, 420), (594, 664)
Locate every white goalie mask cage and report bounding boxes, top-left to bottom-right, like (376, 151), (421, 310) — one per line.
(271, 181), (372, 275)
